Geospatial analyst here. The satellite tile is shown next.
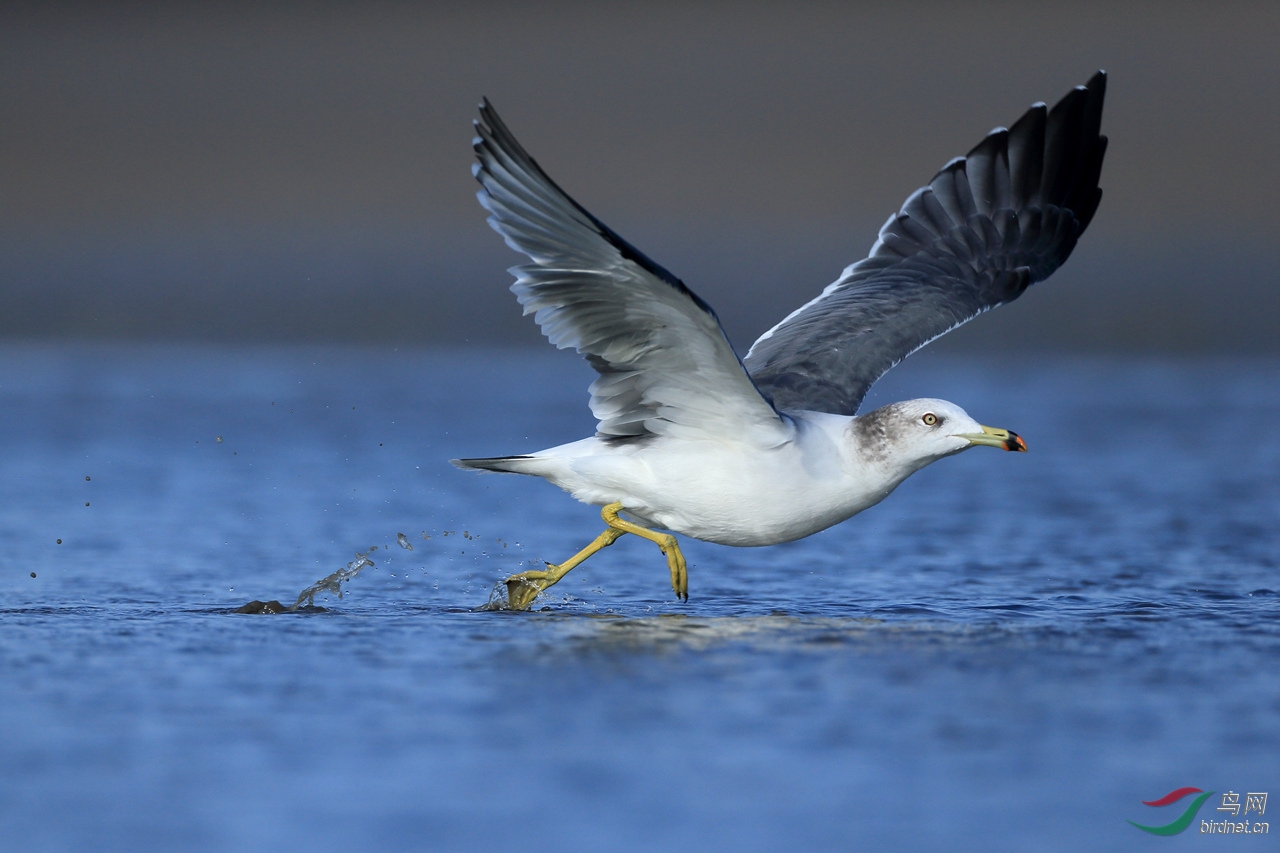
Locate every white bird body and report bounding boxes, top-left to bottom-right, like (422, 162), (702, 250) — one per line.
(481, 400), (990, 547)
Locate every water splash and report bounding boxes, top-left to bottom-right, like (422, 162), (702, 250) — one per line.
(290, 547), (378, 609)
(480, 579), (517, 611)
(233, 525), (533, 613)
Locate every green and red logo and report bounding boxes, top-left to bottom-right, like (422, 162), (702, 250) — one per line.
(1129, 787), (1214, 835)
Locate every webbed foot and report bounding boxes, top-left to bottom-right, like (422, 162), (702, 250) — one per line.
(655, 533), (688, 601)
(500, 565), (560, 611)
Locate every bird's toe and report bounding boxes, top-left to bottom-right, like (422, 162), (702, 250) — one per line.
(484, 567), (555, 611)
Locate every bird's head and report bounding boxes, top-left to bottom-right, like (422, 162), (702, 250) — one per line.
(849, 398), (1026, 473)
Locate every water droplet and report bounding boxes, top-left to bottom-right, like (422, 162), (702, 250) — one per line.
(397, 533), (413, 551)
(56, 539), (62, 544)
(216, 436), (223, 443)
(85, 502), (90, 506)
(84, 476), (90, 481)
(30, 572), (36, 578)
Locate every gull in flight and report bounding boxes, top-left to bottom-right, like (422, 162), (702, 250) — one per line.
(455, 72), (1108, 609)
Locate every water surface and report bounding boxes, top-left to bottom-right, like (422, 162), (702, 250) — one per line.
(1, 345), (1276, 851)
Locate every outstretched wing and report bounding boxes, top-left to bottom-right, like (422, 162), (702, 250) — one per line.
(473, 101), (789, 444)
(744, 71), (1108, 416)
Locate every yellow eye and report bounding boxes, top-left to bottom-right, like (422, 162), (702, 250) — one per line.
(922, 413), (938, 426)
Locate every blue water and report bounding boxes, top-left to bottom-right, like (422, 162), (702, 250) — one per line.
(1, 344), (1276, 851)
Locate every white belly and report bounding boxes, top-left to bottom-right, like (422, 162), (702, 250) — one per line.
(529, 421), (902, 547)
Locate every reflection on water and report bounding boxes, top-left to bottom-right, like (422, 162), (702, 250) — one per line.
(518, 613), (989, 655)
(0, 345), (1277, 852)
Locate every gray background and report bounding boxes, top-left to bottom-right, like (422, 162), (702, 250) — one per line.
(2, 2), (1277, 351)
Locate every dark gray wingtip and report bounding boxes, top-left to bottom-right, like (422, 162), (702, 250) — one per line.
(1070, 71), (1108, 232)
(744, 71), (1109, 416)
(1007, 102), (1046, 207)
(452, 456), (534, 473)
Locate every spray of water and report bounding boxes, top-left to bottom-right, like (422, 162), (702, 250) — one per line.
(289, 547), (378, 609)
(233, 526), (531, 613)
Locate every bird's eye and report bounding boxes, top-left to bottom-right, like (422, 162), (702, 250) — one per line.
(922, 413), (939, 426)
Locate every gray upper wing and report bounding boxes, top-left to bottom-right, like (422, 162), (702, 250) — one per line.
(744, 71), (1108, 416)
(473, 101), (790, 444)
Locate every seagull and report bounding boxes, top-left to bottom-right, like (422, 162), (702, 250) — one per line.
(455, 71), (1108, 610)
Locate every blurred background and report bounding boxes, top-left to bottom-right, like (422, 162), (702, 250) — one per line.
(2, 1), (1277, 353)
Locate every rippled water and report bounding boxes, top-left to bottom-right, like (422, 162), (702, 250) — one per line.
(1, 344), (1277, 851)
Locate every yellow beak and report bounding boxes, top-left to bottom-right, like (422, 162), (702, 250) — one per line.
(957, 424), (1028, 452)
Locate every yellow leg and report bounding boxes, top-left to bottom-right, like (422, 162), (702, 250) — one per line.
(601, 503), (688, 602)
(495, 502), (689, 610)
(500, 525), (624, 610)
